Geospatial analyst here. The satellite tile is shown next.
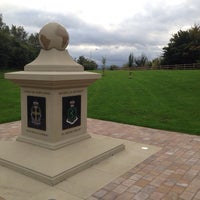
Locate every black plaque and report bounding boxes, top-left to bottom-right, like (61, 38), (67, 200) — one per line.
(27, 96), (46, 130)
(62, 95), (81, 130)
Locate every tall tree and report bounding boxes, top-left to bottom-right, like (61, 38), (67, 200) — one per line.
(10, 25), (28, 42)
(162, 24), (200, 65)
(128, 53), (134, 78)
(0, 14), (40, 69)
(128, 53), (134, 68)
(77, 56), (98, 70)
(0, 14), (12, 68)
(28, 33), (40, 48)
(135, 54), (148, 67)
(0, 14), (9, 33)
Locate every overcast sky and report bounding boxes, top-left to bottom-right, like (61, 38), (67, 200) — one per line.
(1, 0), (200, 66)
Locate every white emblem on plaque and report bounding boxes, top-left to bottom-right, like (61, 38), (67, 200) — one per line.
(31, 101), (42, 125)
(66, 100), (78, 125)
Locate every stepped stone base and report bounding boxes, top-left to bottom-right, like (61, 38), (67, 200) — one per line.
(0, 136), (125, 185)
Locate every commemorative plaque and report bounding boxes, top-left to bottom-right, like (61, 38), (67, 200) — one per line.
(27, 96), (46, 130)
(62, 95), (81, 130)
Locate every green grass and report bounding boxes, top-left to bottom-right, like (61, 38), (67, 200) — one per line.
(0, 71), (20, 123)
(88, 70), (200, 135)
(0, 70), (200, 135)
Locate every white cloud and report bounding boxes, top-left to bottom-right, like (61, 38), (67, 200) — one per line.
(0, 0), (199, 66)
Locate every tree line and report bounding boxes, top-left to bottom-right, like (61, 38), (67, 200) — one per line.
(128, 24), (200, 69)
(151, 24), (200, 68)
(162, 24), (200, 65)
(0, 14), (99, 70)
(0, 14), (40, 69)
(1, 13), (200, 70)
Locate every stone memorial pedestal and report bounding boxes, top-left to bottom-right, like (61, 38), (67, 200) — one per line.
(1, 22), (125, 185)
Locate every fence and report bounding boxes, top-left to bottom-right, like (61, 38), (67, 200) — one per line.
(155, 63), (200, 70)
(121, 63), (200, 70)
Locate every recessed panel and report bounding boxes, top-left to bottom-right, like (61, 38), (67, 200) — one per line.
(62, 95), (81, 130)
(27, 96), (46, 131)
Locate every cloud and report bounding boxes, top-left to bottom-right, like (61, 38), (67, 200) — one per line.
(1, 0), (200, 66)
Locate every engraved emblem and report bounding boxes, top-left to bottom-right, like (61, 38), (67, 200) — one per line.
(62, 95), (81, 130)
(31, 101), (42, 126)
(66, 100), (78, 125)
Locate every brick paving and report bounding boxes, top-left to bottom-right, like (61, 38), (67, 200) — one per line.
(0, 119), (200, 200)
(86, 119), (200, 200)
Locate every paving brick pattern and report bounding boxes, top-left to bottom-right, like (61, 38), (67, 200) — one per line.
(86, 119), (200, 200)
(0, 119), (200, 200)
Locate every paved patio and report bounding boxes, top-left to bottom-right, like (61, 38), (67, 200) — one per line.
(0, 119), (200, 200)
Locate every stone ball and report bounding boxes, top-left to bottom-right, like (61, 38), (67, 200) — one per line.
(39, 22), (69, 50)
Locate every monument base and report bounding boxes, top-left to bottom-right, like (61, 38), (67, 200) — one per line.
(0, 136), (125, 185)
(16, 133), (91, 150)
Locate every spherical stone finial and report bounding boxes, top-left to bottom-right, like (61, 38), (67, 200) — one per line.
(39, 22), (69, 51)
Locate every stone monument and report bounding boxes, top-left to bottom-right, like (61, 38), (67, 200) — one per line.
(1, 22), (125, 185)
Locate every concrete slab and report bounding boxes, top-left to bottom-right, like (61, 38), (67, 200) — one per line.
(0, 134), (161, 200)
(0, 165), (48, 200)
(0, 135), (125, 185)
(28, 188), (82, 200)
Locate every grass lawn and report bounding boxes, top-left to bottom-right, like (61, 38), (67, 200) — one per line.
(0, 71), (20, 123)
(88, 70), (200, 135)
(0, 70), (200, 135)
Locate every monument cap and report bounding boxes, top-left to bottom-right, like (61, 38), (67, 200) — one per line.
(25, 22), (83, 71)
(39, 22), (69, 51)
